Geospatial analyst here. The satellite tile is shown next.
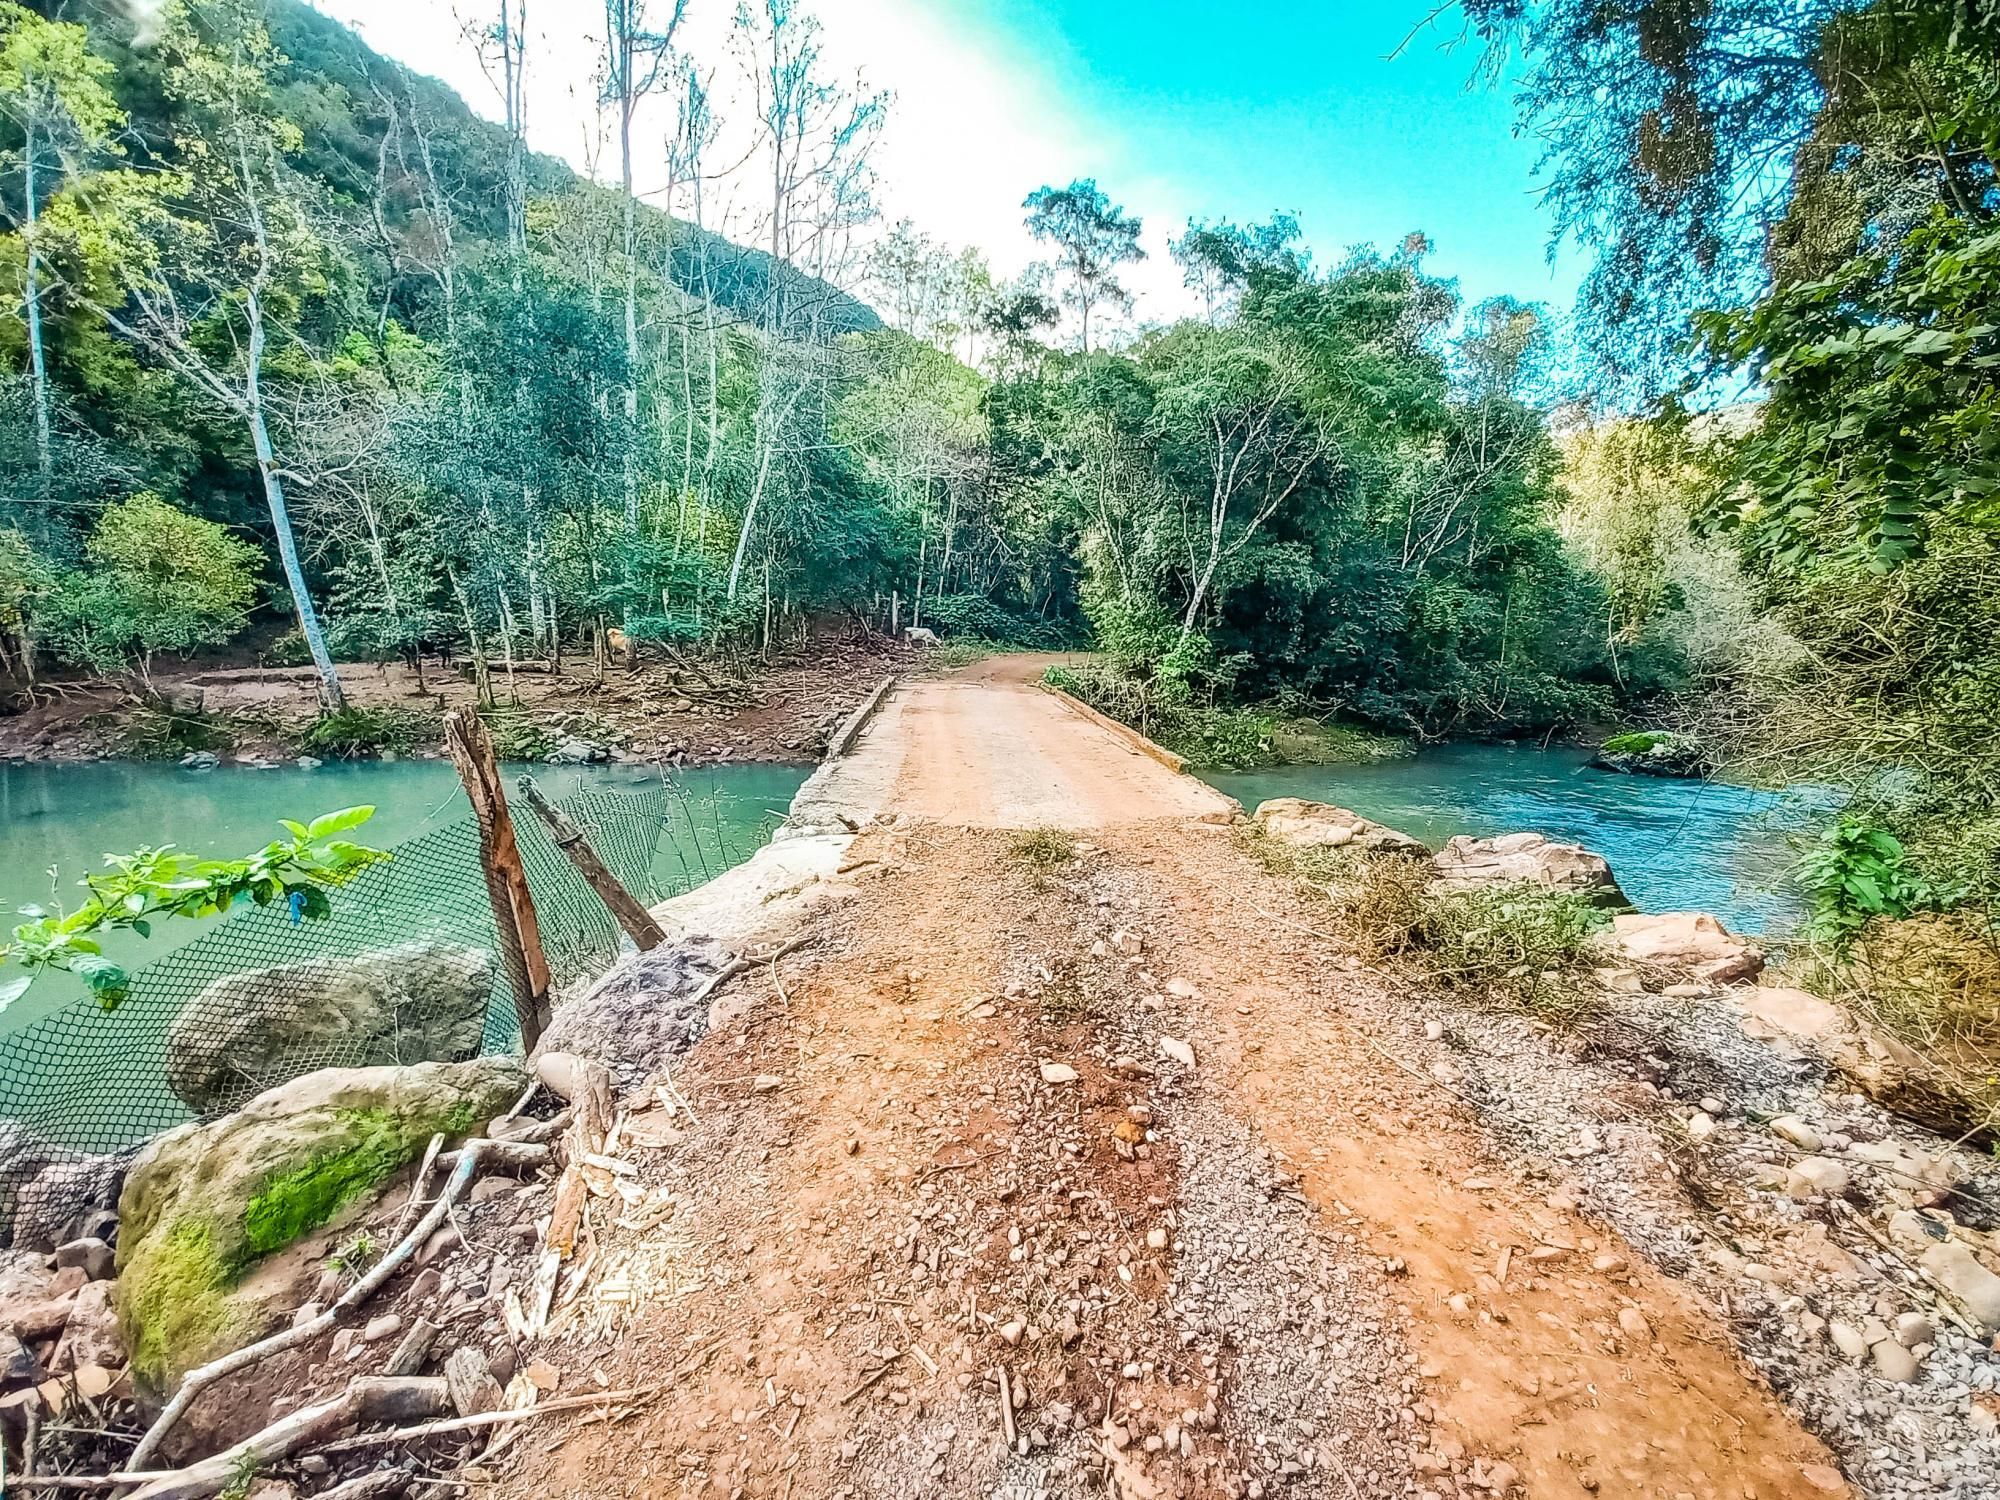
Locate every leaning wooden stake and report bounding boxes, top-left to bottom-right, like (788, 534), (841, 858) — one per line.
(517, 774), (666, 952)
(444, 709), (552, 1046)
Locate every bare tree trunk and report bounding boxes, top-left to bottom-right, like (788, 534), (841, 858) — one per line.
(21, 133), (52, 487)
(246, 298), (345, 710)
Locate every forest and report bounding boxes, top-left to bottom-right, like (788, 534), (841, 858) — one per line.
(2, 0), (1998, 919)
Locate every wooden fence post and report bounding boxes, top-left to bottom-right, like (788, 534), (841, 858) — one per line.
(516, 774), (667, 953)
(444, 709), (552, 1048)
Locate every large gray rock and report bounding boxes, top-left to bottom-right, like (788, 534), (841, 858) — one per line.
(117, 1054), (526, 1388)
(537, 943), (721, 1095)
(166, 942), (493, 1116)
(1252, 799), (1428, 856)
(1433, 831), (1627, 905)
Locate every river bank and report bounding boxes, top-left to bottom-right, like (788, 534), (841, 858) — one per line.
(0, 633), (911, 769)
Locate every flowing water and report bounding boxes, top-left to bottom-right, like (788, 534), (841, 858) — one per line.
(0, 758), (808, 1030)
(1204, 744), (1835, 936)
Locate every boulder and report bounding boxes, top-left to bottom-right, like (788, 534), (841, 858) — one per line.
(1252, 799), (1428, 857)
(535, 943), (721, 1095)
(1432, 831), (1627, 905)
(1611, 912), (1764, 983)
(1589, 731), (1709, 779)
(11, 1153), (127, 1252)
(54, 1237), (115, 1282)
(166, 942), (494, 1116)
(116, 1054), (525, 1389)
(1919, 1242), (2000, 1332)
(51, 1281), (124, 1373)
(545, 737), (610, 765)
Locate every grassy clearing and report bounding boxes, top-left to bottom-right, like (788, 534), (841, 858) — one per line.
(1244, 827), (1610, 1028)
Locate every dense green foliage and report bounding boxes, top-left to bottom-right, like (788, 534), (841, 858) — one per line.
(0, 0), (1852, 763)
(1476, 0), (2000, 919)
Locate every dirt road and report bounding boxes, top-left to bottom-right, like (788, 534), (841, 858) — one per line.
(493, 659), (1853, 1500)
(807, 653), (1236, 828)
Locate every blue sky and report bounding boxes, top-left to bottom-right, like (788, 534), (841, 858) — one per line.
(318, 0), (1586, 326)
(929, 0), (1589, 316)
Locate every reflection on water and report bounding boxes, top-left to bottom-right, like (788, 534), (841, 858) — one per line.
(1204, 744), (1836, 937)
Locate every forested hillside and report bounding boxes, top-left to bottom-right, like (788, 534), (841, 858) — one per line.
(2, 0), (1653, 750)
(5, 0), (2000, 950)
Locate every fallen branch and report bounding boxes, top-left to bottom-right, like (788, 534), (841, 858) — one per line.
(126, 1144), (494, 1473)
(686, 936), (811, 1012)
(311, 1385), (658, 1456)
(126, 1378), (448, 1500)
(391, 1133), (445, 1243)
(433, 1140), (549, 1173)
(1832, 1199), (1983, 1336)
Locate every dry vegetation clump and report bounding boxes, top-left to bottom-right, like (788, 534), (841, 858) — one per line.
(1243, 829), (1609, 1027)
(1009, 826), (1078, 876)
(1795, 910), (2000, 1136)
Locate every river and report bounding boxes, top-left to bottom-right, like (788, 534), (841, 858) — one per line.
(0, 758), (809, 1027)
(1204, 743), (1831, 936)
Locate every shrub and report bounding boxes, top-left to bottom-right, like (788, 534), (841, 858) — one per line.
(43, 494), (259, 682)
(1418, 885), (1612, 1023)
(1790, 911), (2000, 1136)
(1247, 829), (1609, 1026)
(115, 706), (236, 760)
(299, 707), (426, 759)
(1797, 816), (1962, 946)
(1010, 826), (1077, 872)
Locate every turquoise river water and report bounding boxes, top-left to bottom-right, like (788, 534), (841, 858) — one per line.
(0, 758), (808, 1029)
(1203, 743), (1834, 937)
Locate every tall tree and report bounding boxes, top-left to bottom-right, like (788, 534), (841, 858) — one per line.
(1023, 178), (1144, 353)
(725, 0), (884, 604)
(0, 2), (124, 487)
(74, 0), (347, 707)
(601, 0), (686, 537)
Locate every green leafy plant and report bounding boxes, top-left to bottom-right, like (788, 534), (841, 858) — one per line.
(1797, 815), (1963, 946)
(0, 808), (388, 1011)
(299, 707), (426, 759)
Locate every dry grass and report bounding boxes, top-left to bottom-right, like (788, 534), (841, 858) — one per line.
(1242, 828), (1607, 1028)
(1009, 826), (1077, 874)
(1794, 911), (2000, 1137)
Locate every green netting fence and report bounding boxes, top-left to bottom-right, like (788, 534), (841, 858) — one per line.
(0, 779), (743, 1247)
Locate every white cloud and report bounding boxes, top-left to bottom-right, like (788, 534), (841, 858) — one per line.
(311, 0), (1200, 334)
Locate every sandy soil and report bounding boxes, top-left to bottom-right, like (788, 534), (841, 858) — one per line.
(471, 659), (1848, 1500)
(807, 652), (1236, 828)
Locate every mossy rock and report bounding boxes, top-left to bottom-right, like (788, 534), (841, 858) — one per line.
(115, 1054), (523, 1389)
(1591, 729), (1709, 778)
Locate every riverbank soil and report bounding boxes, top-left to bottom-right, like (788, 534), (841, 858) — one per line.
(487, 658), (1848, 1500)
(0, 631), (909, 766)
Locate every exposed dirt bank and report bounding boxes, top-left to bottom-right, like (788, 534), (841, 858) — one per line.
(0, 635), (910, 768)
